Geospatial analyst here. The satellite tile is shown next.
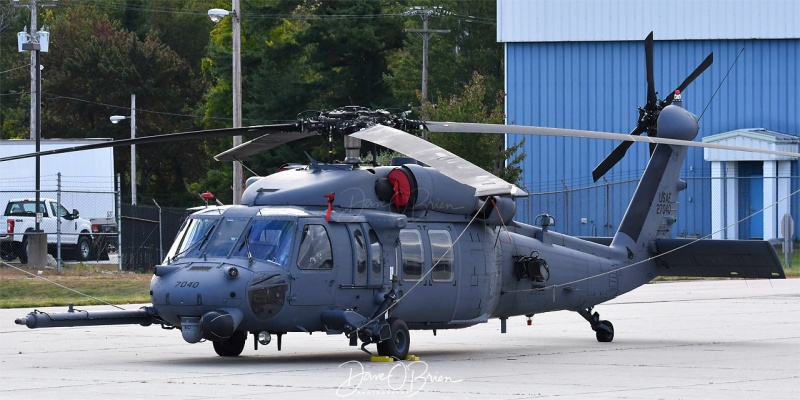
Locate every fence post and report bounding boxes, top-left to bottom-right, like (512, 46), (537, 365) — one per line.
(56, 172), (62, 272)
(603, 177), (611, 236)
(117, 173), (122, 272)
(561, 180), (569, 235)
(153, 198), (163, 262)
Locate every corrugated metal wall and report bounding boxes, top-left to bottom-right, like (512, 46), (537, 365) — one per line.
(498, 0), (800, 42)
(506, 39), (800, 238)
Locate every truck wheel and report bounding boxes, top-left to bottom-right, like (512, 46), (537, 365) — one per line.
(74, 235), (92, 261)
(1, 243), (15, 261)
(17, 236), (28, 264)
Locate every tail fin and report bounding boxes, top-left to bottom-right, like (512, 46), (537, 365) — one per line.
(610, 102), (697, 259)
(608, 102), (786, 281)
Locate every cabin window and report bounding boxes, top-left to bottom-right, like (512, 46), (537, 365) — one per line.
(232, 219), (295, 268)
(353, 228), (367, 281)
(297, 224), (333, 269)
(429, 230), (454, 282)
(369, 229), (382, 283)
(400, 229), (424, 281)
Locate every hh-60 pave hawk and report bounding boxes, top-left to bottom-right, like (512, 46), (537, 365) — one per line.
(9, 33), (792, 359)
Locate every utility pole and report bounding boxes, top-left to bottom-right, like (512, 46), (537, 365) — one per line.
(15, 0), (56, 269)
(404, 6), (449, 140)
(13, 0), (58, 139)
(403, 6), (450, 102)
(231, 0), (243, 205)
(130, 94), (136, 205)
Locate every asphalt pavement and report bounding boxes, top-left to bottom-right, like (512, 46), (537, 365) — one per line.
(1, 279), (798, 399)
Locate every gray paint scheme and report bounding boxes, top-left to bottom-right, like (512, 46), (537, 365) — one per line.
(15, 101), (785, 358)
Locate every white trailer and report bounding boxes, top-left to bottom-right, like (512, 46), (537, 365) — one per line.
(0, 139), (116, 221)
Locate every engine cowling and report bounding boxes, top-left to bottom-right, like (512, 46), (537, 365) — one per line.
(375, 164), (516, 223)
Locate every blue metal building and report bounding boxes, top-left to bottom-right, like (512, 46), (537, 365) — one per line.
(498, 0), (800, 240)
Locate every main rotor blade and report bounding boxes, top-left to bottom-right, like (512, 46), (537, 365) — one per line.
(424, 121), (800, 158)
(214, 130), (317, 161)
(645, 32), (657, 106)
(591, 126), (645, 182)
(352, 125), (527, 197)
(0, 123), (301, 163)
(664, 52), (714, 105)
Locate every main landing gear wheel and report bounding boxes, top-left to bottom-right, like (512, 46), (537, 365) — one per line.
(212, 330), (247, 357)
(376, 317), (410, 360)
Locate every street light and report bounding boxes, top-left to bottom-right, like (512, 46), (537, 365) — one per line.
(110, 94), (136, 205)
(208, 1), (243, 204)
(207, 8), (230, 23)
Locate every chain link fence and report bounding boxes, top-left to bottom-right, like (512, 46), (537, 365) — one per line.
(120, 203), (190, 272)
(0, 174), (117, 268)
(516, 176), (800, 243)
(0, 174), (193, 272)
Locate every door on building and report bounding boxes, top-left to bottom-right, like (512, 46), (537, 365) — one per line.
(738, 162), (764, 239)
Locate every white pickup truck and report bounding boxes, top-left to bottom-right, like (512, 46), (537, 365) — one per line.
(0, 198), (94, 263)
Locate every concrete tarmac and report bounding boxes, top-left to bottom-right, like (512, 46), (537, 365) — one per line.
(1, 279), (798, 399)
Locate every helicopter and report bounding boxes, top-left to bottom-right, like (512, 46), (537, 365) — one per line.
(10, 33), (793, 360)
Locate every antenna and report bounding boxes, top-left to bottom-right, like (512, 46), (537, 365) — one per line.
(698, 47), (745, 121)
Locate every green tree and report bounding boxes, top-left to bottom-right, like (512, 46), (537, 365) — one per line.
(296, 0), (404, 109)
(385, 0), (502, 109)
(420, 73), (525, 186)
(39, 3), (207, 206)
(201, 1), (407, 178)
(0, 3), (30, 139)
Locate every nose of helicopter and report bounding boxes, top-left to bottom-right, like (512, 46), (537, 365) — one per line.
(150, 263), (288, 343)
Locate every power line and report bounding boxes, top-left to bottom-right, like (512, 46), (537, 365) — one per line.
(0, 64), (32, 75)
(41, 92), (294, 125)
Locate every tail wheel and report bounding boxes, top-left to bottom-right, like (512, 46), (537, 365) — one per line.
(212, 330), (247, 357)
(595, 320), (614, 343)
(376, 317), (410, 360)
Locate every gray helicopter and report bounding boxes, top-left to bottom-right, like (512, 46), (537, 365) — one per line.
(11, 35), (791, 360)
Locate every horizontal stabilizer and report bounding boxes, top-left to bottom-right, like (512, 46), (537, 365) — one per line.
(654, 239), (785, 279)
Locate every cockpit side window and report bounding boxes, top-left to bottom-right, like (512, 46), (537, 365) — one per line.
(297, 224), (333, 270)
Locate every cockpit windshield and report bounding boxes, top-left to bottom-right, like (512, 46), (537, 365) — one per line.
(164, 214), (296, 268)
(231, 219), (295, 267)
(164, 216), (219, 262)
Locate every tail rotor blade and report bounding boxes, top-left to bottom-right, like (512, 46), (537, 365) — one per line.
(591, 125), (646, 182)
(664, 52), (714, 105)
(645, 32), (657, 106)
